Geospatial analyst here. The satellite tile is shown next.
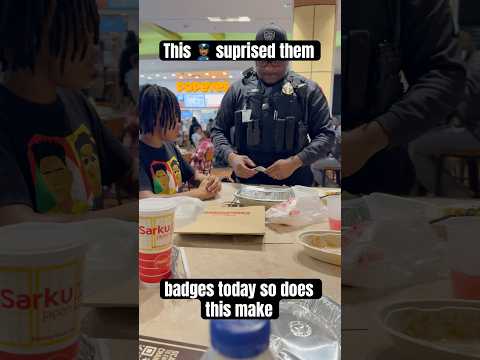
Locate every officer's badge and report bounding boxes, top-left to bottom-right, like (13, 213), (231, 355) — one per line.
(282, 82), (294, 95)
(263, 30), (275, 41)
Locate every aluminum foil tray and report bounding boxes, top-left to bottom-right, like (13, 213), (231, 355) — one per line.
(234, 185), (295, 207)
(79, 335), (101, 360)
(171, 246), (189, 279)
(270, 297), (341, 360)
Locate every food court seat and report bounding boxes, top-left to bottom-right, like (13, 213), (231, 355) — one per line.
(435, 150), (480, 197)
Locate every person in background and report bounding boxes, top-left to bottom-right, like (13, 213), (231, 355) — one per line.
(124, 53), (139, 105)
(342, 0), (466, 195)
(138, 85), (221, 200)
(119, 30), (138, 102)
(0, 0), (137, 226)
(191, 125), (205, 148)
(211, 24), (335, 186)
(409, 31), (480, 198)
(189, 116), (201, 147)
(191, 136), (215, 176)
(311, 121), (341, 186)
(206, 118), (215, 134)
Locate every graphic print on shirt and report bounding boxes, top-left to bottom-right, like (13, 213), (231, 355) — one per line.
(149, 156), (183, 195)
(27, 125), (102, 214)
(72, 126), (103, 207)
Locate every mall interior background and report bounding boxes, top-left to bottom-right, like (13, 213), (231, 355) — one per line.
(139, 0), (341, 133)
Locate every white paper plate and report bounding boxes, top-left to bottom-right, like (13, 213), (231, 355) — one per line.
(298, 231), (341, 266)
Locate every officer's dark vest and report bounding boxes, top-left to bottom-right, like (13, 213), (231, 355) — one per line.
(342, 0), (403, 129)
(233, 70), (309, 162)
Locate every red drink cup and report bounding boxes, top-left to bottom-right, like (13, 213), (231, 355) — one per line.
(139, 248), (173, 284)
(327, 195), (341, 230)
(139, 199), (176, 287)
(446, 217), (480, 300)
(139, 197), (203, 286)
(451, 271), (480, 299)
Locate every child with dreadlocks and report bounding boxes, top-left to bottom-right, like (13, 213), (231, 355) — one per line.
(138, 85), (222, 199)
(0, 0), (136, 225)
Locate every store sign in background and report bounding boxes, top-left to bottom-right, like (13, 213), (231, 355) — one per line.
(176, 81), (229, 93)
(177, 93), (224, 109)
(184, 94), (206, 108)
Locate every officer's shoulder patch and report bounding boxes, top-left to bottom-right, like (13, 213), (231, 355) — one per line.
(241, 68), (257, 85)
(242, 67), (255, 78)
(288, 74), (307, 89)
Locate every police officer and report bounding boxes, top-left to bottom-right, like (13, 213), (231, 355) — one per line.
(211, 25), (335, 186)
(198, 43), (210, 61)
(342, 0), (466, 195)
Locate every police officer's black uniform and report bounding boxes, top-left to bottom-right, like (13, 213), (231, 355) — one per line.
(211, 26), (335, 186)
(342, 0), (466, 195)
(212, 68), (334, 186)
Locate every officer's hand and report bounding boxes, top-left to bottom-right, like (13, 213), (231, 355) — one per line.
(228, 153), (258, 179)
(342, 122), (389, 178)
(266, 156), (303, 180)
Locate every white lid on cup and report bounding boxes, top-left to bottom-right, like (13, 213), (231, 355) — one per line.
(0, 222), (90, 255)
(139, 198), (177, 216)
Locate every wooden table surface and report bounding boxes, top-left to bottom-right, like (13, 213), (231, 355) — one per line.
(139, 183), (341, 347)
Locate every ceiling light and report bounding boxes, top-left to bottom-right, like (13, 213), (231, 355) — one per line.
(188, 73), (192, 76)
(212, 75), (216, 79)
(171, 73), (176, 77)
(147, 76), (153, 80)
(205, 72), (209, 76)
(208, 16), (251, 22)
(163, 76), (167, 80)
(179, 76), (184, 79)
(229, 75), (233, 78)
(195, 76), (199, 79)
(140, 74), (145, 78)
(222, 72), (227, 75)
(155, 73), (160, 77)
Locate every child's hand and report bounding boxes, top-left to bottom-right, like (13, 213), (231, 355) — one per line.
(193, 178), (217, 200)
(204, 175), (222, 194)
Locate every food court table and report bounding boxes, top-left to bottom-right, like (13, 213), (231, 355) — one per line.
(139, 183), (341, 347)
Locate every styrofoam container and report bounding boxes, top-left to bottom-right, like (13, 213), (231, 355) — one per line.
(298, 231), (341, 266)
(378, 299), (480, 359)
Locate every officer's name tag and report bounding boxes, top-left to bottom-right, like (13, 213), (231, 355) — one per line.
(241, 109), (253, 123)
